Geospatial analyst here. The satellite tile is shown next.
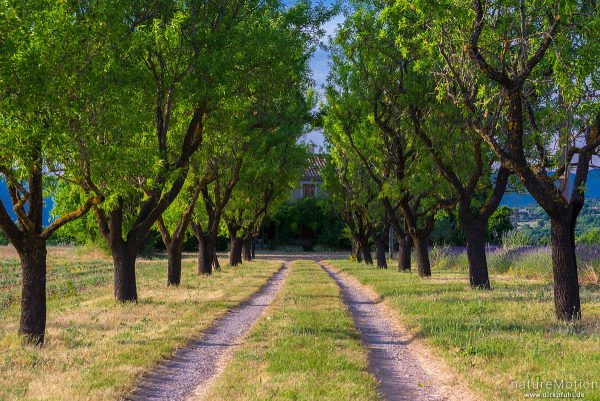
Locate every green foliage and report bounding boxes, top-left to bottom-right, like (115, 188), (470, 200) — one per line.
(487, 206), (514, 245)
(578, 228), (600, 245)
(511, 199), (600, 244)
(430, 210), (464, 245)
(501, 230), (534, 249)
(265, 198), (350, 250)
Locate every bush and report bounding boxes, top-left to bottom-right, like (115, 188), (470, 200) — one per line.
(430, 245), (452, 270)
(501, 229), (533, 249)
(577, 228), (600, 245)
(263, 198), (349, 250)
(487, 206), (514, 244)
(488, 249), (514, 274)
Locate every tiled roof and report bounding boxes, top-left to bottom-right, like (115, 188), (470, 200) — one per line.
(302, 154), (326, 181)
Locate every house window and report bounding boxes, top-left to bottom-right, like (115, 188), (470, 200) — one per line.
(303, 184), (315, 198)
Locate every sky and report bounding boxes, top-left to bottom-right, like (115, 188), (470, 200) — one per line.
(284, 1), (346, 151)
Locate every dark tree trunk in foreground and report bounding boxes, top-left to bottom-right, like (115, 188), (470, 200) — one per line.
(18, 239), (47, 345)
(375, 238), (387, 268)
(463, 221), (491, 289)
(397, 234), (412, 272)
(352, 238), (363, 262)
(166, 243), (183, 286)
(229, 236), (243, 266)
(197, 233), (213, 275)
(360, 235), (373, 265)
(243, 239), (252, 261)
(371, 223), (389, 269)
(112, 241), (138, 301)
(551, 217), (581, 320)
(1, 149), (101, 344)
(412, 233), (431, 277)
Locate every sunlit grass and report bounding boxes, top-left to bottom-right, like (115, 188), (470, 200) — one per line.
(0, 246), (281, 401)
(204, 260), (381, 401)
(329, 259), (600, 401)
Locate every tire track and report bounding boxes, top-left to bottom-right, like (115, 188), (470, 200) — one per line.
(128, 262), (290, 401)
(320, 262), (448, 401)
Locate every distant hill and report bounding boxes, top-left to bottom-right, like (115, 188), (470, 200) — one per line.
(0, 179), (54, 226)
(502, 169), (600, 207)
(1, 169), (599, 229)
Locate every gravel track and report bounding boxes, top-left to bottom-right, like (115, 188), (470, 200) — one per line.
(127, 263), (290, 401)
(320, 263), (448, 401)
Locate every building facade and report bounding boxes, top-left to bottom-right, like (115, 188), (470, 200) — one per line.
(290, 154), (327, 201)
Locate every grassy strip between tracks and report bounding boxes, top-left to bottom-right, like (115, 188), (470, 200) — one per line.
(328, 259), (600, 401)
(204, 260), (381, 401)
(0, 246), (281, 401)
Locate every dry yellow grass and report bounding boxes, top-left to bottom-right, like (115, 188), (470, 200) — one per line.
(0, 246), (281, 401)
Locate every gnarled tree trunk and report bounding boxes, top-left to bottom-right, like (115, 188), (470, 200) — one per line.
(243, 239), (252, 261)
(412, 233), (431, 277)
(18, 238), (47, 345)
(551, 216), (580, 321)
(463, 220), (491, 289)
(197, 234), (213, 275)
(360, 235), (373, 265)
(229, 236), (243, 266)
(166, 242), (183, 286)
(375, 238), (387, 268)
(112, 241), (138, 302)
(352, 238), (363, 263)
(397, 234), (412, 272)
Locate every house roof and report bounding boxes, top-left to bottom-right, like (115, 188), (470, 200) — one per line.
(302, 154), (326, 181)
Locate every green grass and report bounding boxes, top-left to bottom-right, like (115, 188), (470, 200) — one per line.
(328, 259), (600, 401)
(0, 246), (282, 401)
(205, 260), (381, 401)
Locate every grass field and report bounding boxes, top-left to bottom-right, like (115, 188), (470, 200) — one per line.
(204, 260), (381, 401)
(328, 259), (600, 401)
(0, 246), (281, 401)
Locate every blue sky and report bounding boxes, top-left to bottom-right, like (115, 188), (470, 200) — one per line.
(303, 13), (345, 149)
(283, 0), (345, 150)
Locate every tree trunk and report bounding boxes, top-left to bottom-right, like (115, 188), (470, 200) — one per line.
(550, 216), (581, 321)
(166, 242), (183, 286)
(213, 248), (220, 271)
(352, 238), (363, 262)
(412, 233), (431, 277)
(112, 242), (138, 302)
(243, 239), (252, 261)
(229, 237), (243, 266)
(356, 243), (363, 262)
(197, 234), (213, 275)
(18, 239), (47, 345)
(251, 240), (256, 259)
(375, 238), (387, 268)
(360, 235), (373, 265)
(463, 221), (491, 289)
(397, 234), (412, 272)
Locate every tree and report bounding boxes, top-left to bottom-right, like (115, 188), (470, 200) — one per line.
(0, 1), (143, 343)
(85, 1), (277, 300)
(323, 146), (390, 267)
(488, 206), (514, 245)
(155, 171), (212, 285)
(189, 0), (327, 274)
(224, 133), (308, 266)
(325, 7), (458, 276)
(460, 0), (598, 320)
